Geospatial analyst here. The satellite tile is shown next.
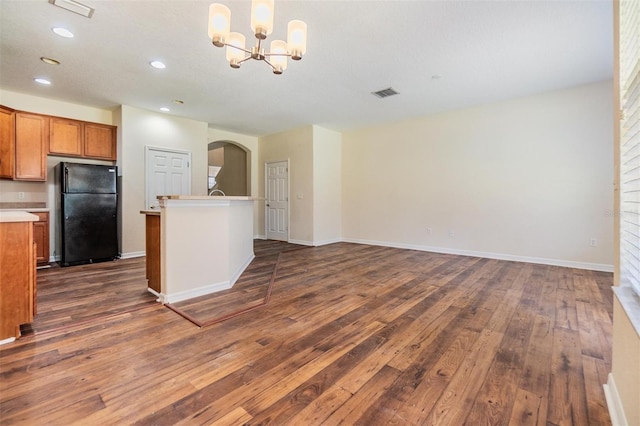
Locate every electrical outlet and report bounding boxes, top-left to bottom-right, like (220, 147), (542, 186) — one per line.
(448, 230), (455, 238)
(590, 237), (597, 247)
(18, 192), (25, 199)
(426, 227), (432, 235)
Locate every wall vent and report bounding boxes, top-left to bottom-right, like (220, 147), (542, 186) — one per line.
(371, 87), (399, 98)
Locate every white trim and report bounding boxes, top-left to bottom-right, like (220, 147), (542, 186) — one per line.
(156, 254), (254, 304)
(120, 251), (145, 259)
(612, 286), (640, 337)
(254, 234), (267, 240)
(0, 337), (16, 346)
(288, 239), (314, 246)
(160, 199), (232, 208)
(158, 280), (233, 304)
(229, 254), (255, 287)
(147, 287), (161, 302)
(313, 238), (342, 246)
(604, 373), (629, 426)
(342, 238), (614, 272)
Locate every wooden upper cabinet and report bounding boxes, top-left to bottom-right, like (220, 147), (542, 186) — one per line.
(84, 123), (116, 160)
(15, 112), (47, 181)
(49, 117), (83, 157)
(0, 106), (15, 178)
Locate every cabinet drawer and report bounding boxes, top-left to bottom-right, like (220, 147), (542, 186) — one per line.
(30, 212), (49, 222)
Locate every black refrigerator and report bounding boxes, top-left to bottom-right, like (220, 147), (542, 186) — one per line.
(59, 162), (119, 266)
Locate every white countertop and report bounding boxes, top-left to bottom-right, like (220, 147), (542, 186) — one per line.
(0, 211), (39, 223)
(0, 208), (50, 212)
(158, 195), (263, 201)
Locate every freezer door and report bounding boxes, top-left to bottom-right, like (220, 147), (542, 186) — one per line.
(61, 193), (118, 265)
(62, 162), (117, 194)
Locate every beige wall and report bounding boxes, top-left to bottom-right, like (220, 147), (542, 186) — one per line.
(259, 126), (314, 244)
(118, 105), (208, 256)
(611, 296), (640, 425)
(207, 128), (260, 236)
(212, 143), (247, 196)
(342, 80), (614, 270)
(313, 126), (342, 245)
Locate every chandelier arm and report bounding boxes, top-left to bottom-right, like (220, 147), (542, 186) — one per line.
(225, 43), (252, 55)
(237, 56), (253, 65)
(264, 52), (291, 58)
(263, 58), (278, 71)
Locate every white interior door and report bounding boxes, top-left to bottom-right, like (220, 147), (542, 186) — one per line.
(145, 146), (191, 210)
(266, 160), (289, 241)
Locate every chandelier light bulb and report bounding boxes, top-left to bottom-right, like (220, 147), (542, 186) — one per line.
(250, 0), (274, 39)
(287, 20), (307, 60)
(226, 32), (246, 68)
(208, 3), (231, 47)
(269, 40), (288, 74)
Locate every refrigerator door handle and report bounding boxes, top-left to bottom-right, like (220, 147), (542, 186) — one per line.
(64, 166), (69, 193)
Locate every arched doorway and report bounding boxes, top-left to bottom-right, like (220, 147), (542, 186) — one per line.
(207, 141), (251, 196)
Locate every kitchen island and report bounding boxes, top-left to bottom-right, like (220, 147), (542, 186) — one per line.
(141, 196), (256, 304)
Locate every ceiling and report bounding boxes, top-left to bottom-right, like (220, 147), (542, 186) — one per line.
(0, 0), (613, 137)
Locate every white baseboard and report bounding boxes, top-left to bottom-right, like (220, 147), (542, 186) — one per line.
(313, 238), (342, 246)
(0, 337), (16, 346)
(288, 239), (315, 246)
(158, 281), (233, 304)
(254, 234), (267, 240)
(604, 373), (628, 426)
(342, 238), (614, 273)
(157, 253), (254, 304)
(120, 251), (145, 259)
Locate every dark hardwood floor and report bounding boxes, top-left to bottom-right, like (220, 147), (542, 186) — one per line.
(0, 241), (613, 425)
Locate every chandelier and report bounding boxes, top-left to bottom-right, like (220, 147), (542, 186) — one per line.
(208, 0), (307, 75)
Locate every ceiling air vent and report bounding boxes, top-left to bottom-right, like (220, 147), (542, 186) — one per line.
(48, 0), (94, 18)
(371, 87), (399, 99)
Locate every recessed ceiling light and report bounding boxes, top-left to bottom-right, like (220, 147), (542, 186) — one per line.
(41, 57), (61, 65)
(34, 78), (52, 85)
(160, 107), (170, 112)
(431, 74), (443, 80)
(52, 27), (74, 38)
(150, 60), (166, 69)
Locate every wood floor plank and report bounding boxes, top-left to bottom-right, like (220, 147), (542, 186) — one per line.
(0, 241), (613, 425)
(509, 388), (547, 426)
(547, 327), (590, 426)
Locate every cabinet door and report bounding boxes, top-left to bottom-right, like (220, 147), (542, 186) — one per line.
(84, 123), (116, 160)
(49, 117), (82, 157)
(15, 113), (47, 181)
(0, 106), (15, 178)
(32, 212), (49, 266)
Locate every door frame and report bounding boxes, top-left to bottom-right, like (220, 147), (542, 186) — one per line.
(264, 159), (290, 241)
(145, 146), (192, 209)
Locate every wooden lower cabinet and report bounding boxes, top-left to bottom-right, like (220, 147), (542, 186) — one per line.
(145, 213), (161, 293)
(0, 220), (36, 341)
(30, 212), (50, 266)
